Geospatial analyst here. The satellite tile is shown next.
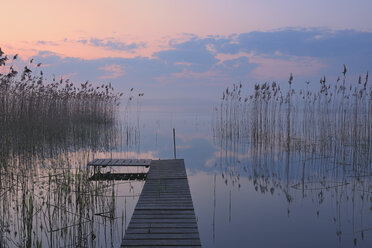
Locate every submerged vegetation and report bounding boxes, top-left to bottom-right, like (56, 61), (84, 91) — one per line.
(213, 68), (372, 246)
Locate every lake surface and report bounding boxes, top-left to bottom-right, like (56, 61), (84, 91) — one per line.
(1, 98), (372, 248)
(136, 104), (372, 248)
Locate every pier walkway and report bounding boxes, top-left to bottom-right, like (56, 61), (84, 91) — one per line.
(121, 159), (201, 247)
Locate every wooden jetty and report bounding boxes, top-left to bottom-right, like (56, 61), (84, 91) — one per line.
(121, 159), (201, 247)
(86, 158), (201, 246)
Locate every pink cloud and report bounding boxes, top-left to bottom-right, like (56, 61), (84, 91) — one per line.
(251, 55), (326, 80)
(215, 50), (326, 81)
(99, 64), (125, 79)
(155, 68), (231, 86)
(174, 61), (192, 66)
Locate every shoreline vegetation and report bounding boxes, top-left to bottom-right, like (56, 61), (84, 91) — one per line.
(213, 67), (372, 191)
(213, 68), (372, 246)
(214, 67), (372, 147)
(214, 67), (371, 160)
(0, 48), (124, 158)
(0, 49), (143, 247)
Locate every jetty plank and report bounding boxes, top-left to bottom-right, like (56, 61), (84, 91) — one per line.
(125, 228), (199, 234)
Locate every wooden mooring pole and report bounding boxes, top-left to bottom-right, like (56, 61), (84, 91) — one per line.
(173, 128), (176, 159)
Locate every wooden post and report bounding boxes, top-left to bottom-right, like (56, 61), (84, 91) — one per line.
(173, 128), (176, 159)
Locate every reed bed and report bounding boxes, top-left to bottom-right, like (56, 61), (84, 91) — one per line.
(213, 68), (372, 245)
(214, 69), (371, 168)
(213, 68), (372, 188)
(0, 49), (143, 247)
(0, 48), (125, 157)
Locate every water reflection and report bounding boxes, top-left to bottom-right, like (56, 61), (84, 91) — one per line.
(0, 107), (146, 247)
(2, 74), (372, 247)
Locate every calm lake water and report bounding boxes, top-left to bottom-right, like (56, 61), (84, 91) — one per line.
(1, 98), (372, 248)
(134, 100), (372, 248)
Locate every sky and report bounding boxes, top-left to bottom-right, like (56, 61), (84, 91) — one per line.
(1, 0), (372, 110)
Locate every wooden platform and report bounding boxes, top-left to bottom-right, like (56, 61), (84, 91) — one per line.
(121, 159), (201, 247)
(88, 159), (151, 167)
(88, 173), (147, 181)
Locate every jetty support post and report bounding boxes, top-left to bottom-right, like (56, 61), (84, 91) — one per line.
(173, 128), (176, 159)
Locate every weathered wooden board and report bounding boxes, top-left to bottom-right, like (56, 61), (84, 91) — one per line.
(125, 228), (199, 234)
(88, 173), (147, 181)
(121, 159), (201, 247)
(127, 223), (198, 229)
(87, 158), (152, 167)
(122, 240), (201, 246)
(124, 233), (200, 239)
(132, 215), (195, 219)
